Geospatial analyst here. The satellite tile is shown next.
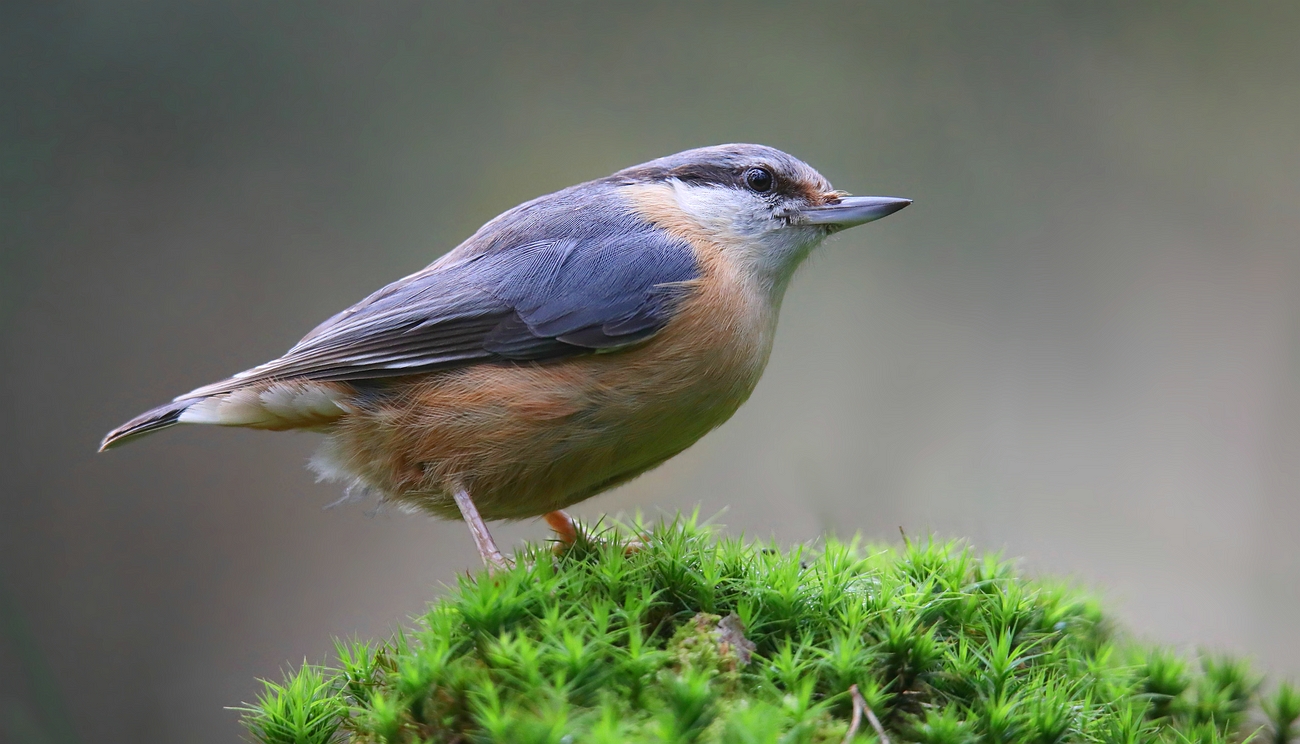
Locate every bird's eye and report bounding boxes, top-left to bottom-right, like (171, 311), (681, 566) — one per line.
(744, 167), (775, 193)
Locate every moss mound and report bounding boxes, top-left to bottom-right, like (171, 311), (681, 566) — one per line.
(238, 516), (1299, 743)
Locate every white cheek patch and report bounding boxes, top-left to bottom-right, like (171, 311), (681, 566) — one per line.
(670, 181), (762, 241)
(669, 181), (826, 295)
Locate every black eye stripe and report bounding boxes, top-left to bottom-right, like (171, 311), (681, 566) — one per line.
(615, 161), (807, 200)
(660, 163), (748, 186)
(664, 164), (783, 194)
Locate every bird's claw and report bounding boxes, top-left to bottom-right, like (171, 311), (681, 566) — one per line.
(545, 510), (644, 557)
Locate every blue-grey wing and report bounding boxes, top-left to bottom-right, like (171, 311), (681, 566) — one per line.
(193, 224), (700, 391)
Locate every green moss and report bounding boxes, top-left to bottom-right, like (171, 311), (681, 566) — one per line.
(237, 515), (1294, 744)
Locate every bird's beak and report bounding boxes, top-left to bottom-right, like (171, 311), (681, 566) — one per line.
(797, 195), (911, 229)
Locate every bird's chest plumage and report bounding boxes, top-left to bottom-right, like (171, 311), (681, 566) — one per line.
(320, 252), (777, 520)
(580, 256), (776, 452)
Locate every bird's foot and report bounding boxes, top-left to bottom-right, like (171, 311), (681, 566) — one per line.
(544, 510), (644, 557)
(481, 548), (514, 575)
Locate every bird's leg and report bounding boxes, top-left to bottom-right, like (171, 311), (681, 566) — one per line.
(544, 510), (644, 555)
(452, 486), (510, 572)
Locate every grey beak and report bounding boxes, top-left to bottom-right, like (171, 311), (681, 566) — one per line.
(798, 195), (912, 229)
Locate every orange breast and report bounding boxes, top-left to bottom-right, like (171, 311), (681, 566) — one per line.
(316, 242), (777, 520)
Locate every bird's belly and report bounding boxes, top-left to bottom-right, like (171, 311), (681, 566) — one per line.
(313, 285), (774, 520)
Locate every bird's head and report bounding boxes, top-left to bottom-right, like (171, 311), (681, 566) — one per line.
(612, 143), (910, 293)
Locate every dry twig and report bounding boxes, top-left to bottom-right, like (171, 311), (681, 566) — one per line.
(843, 684), (891, 744)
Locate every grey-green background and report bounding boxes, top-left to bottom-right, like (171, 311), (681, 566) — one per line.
(3, 2), (1298, 741)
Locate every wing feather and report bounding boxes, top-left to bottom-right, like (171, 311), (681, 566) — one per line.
(181, 196), (699, 400)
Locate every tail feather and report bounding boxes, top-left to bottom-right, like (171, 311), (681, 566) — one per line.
(100, 379), (352, 451)
(99, 399), (196, 451)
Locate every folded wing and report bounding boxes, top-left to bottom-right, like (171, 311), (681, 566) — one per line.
(184, 226), (700, 396)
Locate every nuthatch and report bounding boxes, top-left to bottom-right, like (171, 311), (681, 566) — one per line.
(101, 144), (910, 569)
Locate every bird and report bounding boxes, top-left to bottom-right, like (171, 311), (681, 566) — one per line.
(100, 144), (910, 570)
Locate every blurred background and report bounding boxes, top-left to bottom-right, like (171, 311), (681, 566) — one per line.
(3, 1), (1299, 741)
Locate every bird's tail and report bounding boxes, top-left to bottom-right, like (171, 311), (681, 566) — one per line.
(99, 399), (196, 451)
(100, 379), (352, 452)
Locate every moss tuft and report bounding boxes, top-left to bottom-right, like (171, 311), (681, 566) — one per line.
(237, 515), (1294, 743)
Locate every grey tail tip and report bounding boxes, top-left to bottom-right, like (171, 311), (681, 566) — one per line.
(99, 399), (193, 452)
